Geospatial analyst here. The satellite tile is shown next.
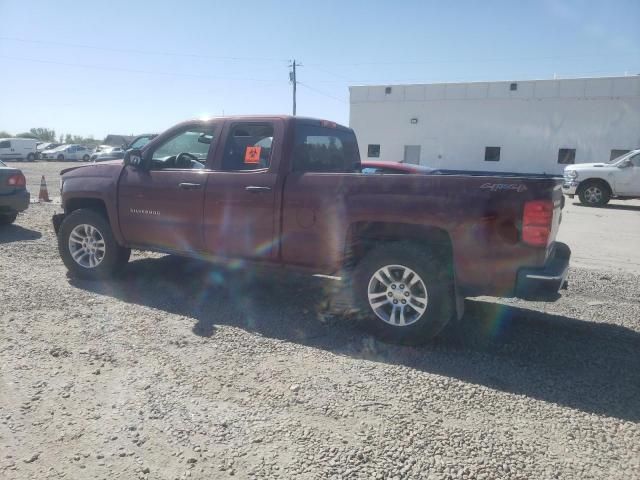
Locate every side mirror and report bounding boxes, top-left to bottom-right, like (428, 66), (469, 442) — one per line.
(123, 149), (144, 168)
(619, 159), (632, 168)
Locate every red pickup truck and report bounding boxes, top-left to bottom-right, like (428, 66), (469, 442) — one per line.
(53, 116), (570, 343)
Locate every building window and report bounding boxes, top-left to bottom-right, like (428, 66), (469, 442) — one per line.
(510, 82), (518, 91)
(367, 144), (380, 158)
(558, 148), (576, 164)
(385, 87), (392, 94)
(610, 149), (631, 161)
(484, 146), (501, 162)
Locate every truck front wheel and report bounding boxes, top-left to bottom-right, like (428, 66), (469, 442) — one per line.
(578, 181), (610, 206)
(353, 242), (455, 345)
(58, 209), (130, 279)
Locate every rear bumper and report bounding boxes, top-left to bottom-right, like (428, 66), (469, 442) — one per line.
(515, 242), (571, 300)
(0, 190), (30, 214)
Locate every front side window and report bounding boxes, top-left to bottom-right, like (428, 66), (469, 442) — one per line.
(151, 125), (216, 170)
(221, 123), (274, 171)
(558, 148), (576, 165)
(0, 141), (10, 148)
(293, 124), (360, 173)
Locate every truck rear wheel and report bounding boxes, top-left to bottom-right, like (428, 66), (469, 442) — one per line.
(578, 181), (610, 206)
(58, 209), (130, 279)
(353, 242), (455, 345)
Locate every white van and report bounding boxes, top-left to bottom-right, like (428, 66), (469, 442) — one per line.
(0, 138), (39, 161)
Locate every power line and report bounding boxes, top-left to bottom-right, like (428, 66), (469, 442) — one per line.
(305, 52), (639, 67)
(0, 36), (288, 63)
(297, 82), (348, 104)
(0, 55), (284, 82)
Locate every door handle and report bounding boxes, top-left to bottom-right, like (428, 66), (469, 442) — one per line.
(179, 182), (202, 190)
(245, 186), (272, 193)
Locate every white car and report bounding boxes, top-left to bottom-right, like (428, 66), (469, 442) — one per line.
(40, 144), (92, 162)
(0, 138), (39, 162)
(563, 149), (640, 206)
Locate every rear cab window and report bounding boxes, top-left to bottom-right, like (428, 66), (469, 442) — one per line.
(293, 121), (360, 173)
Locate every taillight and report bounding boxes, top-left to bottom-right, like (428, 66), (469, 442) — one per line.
(7, 173), (26, 188)
(522, 200), (554, 247)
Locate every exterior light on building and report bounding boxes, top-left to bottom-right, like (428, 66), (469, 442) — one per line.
(410, 118), (418, 124)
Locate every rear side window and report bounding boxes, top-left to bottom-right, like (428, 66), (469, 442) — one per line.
(293, 124), (360, 173)
(221, 123), (274, 171)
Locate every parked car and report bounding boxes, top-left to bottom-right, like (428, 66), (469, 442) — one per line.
(41, 144), (92, 162)
(36, 142), (62, 160)
(0, 160), (29, 224)
(0, 138), (39, 162)
(361, 160), (436, 175)
(53, 116), (570, 344)
(92, 147), (124, 162)
(563, 149), (640, 206)
(91, 134), (157, 162)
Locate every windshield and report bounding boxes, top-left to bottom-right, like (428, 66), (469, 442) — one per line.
(608, 150), (639, 164)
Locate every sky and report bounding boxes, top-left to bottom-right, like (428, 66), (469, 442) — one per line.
(0, 0), (638, 139)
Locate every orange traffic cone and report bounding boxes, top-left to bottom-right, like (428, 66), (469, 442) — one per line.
(39, 175), (51, 202)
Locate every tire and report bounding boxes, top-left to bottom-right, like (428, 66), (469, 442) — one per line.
(352, 242), (455, 345)
(578, 181), (610, 206)
(0, 213), (18, 225)
(57, 154), (65, 161)
(26, 153), (35, 162)
(58, 209), (131, 280)
(82, 155), (90, 162)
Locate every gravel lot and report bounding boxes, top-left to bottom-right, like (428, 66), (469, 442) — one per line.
(1, 162), (639, 479)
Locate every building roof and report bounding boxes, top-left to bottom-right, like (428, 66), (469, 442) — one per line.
(349, 75), (640, 102)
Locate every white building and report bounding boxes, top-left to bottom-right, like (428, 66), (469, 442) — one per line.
(349, 76), (640, 175)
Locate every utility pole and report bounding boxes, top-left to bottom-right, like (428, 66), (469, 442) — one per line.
(289, 60), (301, 116)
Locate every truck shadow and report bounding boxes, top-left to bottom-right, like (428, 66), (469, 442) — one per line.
(0, 224), (43, 244)
(572, 201), (640, 212)
(71, 254), (640, 423)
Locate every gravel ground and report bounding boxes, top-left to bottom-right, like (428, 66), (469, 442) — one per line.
(1, 164), (639, 479)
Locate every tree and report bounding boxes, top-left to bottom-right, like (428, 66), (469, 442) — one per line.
(28, 128), (56, 142)
(16, 132), (39, 139)
(0, 131), (11, 138)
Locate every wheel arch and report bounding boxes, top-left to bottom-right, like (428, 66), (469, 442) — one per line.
(577, 177), (613, 195)
(63, 196), (125, 246)
(345, 222), (455, 277)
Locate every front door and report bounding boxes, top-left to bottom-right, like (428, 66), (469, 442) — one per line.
(118, 123), (218, 253)
(203, 120), (282, 261)
(616, 152), (640, 196)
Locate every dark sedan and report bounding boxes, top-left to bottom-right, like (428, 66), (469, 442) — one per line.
(0, 160), (29, 224)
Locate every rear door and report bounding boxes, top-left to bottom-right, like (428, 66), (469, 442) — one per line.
(281, 121), (361, 271)
(202, 120), (282, 261)
(118, 122), (218, 253)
